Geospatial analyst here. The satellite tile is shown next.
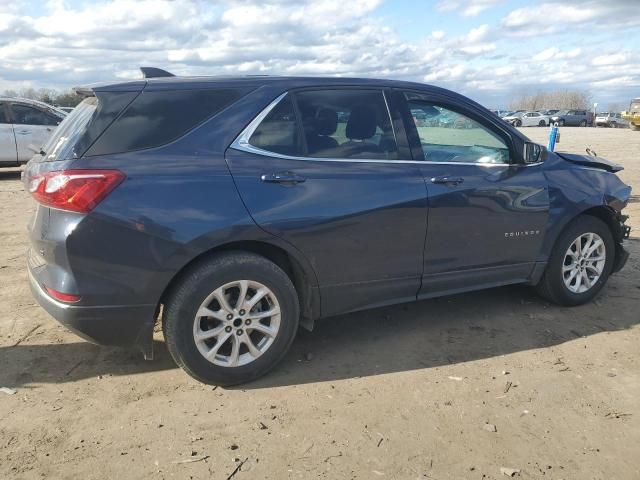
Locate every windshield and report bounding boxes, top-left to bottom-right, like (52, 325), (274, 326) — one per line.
(41, 97), (98, 162)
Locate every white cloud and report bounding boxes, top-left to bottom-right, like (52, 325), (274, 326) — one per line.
(436, 0), (504, 17)
(592, 53), (628, 66)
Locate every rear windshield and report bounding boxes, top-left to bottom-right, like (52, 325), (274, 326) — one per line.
(42, 97), (97, 161)
(41, 92), (138, 162)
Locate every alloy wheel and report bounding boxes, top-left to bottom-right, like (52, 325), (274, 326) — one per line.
(562, 232), (606, 294)
(193, 280), (281, 367)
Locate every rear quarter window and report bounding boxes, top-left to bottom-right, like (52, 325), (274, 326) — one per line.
(86, 88), (248, 156)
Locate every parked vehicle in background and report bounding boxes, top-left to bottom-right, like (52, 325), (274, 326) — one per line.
(550, 110), (592, 127)
(501, 111), (525, 126)
(24, 69), (632, 385)
(503, 111), (548, 127)
(58, 107), (75, 114)
(540, 109), (560, 116)
(490, 110), (509, 118)
(0, 97), (66, 167)
(622, 98), (640, 131)
(595, 112), (628, 128)
(520, 111), (550, 127)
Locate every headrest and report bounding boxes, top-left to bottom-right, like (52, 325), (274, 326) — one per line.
(315, 108), (338, 136)
(346, 105), (377, 140)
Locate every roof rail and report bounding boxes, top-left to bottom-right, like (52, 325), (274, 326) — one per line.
(140, 67), (175, 79)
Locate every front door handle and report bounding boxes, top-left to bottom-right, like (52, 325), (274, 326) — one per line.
(261, 172), (306, 185)
(431, 176), (464, 186)
(16, 130), (31, 135)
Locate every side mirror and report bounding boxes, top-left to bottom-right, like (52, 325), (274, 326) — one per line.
(523, 142), (546, 164)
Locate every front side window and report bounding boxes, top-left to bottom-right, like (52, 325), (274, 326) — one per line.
(406, 99), (510, 164)
(11, 104), (60, 126)
(295, 89), (398, 160)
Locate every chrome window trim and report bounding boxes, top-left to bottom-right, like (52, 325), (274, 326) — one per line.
(229, 90), (535, 168)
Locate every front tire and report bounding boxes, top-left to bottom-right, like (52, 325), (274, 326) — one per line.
(535, 216), (614, 306)
(538, 120), (546, 127)
(580, 120), (587, 127)
(515, 119), (522, 127)
(559, 119), (565, 126)
(163, 252), (300, 385)
(610, 121), (617, 128)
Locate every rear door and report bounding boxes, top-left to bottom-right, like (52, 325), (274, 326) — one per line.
(395, 90), (549, 297)
(0, 102), (17, 165)
(226, 88), (428, 316)
(8, 103), (61, 162)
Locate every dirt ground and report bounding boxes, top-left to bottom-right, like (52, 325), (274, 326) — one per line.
(1, 127), (639, 480)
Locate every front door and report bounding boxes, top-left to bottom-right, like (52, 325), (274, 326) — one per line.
(8, 103), (61, 162)
(0, 102), (17, 165)
(226, 88), (428, 316)
(398, 91), (549, 297)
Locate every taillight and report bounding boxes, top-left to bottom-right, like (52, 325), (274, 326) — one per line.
(45, 287), (82, 303)
(28, 169), (125, 213)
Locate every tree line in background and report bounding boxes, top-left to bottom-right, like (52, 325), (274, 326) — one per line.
(508, 89), (593, 111)
(507, 89), (625, 113)
(2, 87), (84, 108)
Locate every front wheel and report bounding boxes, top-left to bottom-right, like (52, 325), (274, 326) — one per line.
(538, 120), (546, 127)
(535, 216), (614, 306)
(515, 119), (522, 127)
(558, 119), (565, 126)
(163, 252), (300, 385)
(580, 120), (587, 127)
(610, 122), (617, 128)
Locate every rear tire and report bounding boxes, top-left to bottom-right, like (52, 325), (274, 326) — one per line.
(515, 119), (522, 127)
(163, 252), (300, 385)
(535, 216), (614, 306)
(538, 120), (546, 127)
(559, 119), (565, 126)
(610, 122), (617, 128)
(580, 120), (587, 127)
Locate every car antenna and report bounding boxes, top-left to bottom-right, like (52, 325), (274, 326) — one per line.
(140, 67), (175, 79)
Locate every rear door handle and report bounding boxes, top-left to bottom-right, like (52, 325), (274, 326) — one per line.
(431, 176), (464, 186)
(261, 172), (306, 185)
(16, 130), (31, 135)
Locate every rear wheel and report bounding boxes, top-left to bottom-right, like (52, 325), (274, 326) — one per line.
(559, 119), (565, 126)
(538, 120), (546, 127)
(610, 121), (617, 128)
(535, 216), (614, 306)
(515, 119), (522, 127)
(163, 252), (299, 385)
(580, 120), (587, 127)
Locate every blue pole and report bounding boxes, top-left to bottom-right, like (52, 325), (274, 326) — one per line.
(548, 123), (558, 151)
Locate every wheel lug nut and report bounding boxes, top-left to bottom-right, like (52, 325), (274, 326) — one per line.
(226, 314), (233, 320)
(237, 329), (243, 336)
(239, 309), (246, 315)
(245, 319), (251, 325)
(225, 326), (232, 333)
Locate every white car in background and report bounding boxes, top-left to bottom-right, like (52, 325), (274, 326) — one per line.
(0, 97), (66, 167)
(503, 111), (550, 127)
(595, 112), (628, 128)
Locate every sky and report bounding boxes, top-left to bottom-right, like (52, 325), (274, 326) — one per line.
(0, 0), (639, 108)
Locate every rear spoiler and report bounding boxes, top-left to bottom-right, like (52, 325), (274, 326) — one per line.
(73, 67), (175, 97)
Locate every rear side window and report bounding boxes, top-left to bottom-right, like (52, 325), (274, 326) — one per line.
(11, 104), (60, 126)
(87, 88), (246, 156)
(295, 89), (398, 160)
(249, 95), (300, 156)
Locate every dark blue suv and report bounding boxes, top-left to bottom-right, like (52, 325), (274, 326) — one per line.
(24, 68), (631, 385)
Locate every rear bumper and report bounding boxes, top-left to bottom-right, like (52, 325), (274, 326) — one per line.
(28, 267), (155, 356)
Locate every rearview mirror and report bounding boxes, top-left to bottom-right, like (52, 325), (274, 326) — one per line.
(523, 142), (546, 164)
